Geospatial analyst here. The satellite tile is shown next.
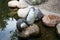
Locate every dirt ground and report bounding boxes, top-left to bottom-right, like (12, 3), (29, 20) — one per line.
(39, 0), (60, 13)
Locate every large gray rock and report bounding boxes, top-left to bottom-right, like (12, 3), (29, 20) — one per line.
(25, 0), (43, 5)
(42, 14), (60, 27)
(16, 24), (40, 38)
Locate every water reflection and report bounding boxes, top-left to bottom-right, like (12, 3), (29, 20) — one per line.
(0, 18), (17, 40)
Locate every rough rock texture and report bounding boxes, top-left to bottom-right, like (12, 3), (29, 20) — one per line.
(17, 24), (40, 38)
(42, 15), (60, 27)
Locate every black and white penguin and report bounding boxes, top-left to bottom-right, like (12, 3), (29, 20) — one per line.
(26, 7), (43, 25)
(16, 19), (28, 32)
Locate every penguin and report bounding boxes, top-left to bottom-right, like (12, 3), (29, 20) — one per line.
(25, 7), (36, 25)
(16, 19), (28, 32)
(25, 7), (43, 25)
(35, 8), (43, 21)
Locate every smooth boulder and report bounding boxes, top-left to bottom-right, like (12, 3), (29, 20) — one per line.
(16, 24), (40, 38)
(17, 7), (30, 18)
(8, 1), (19, 7)
(42, 15), (60, 27)
(17, 0), (28, 8)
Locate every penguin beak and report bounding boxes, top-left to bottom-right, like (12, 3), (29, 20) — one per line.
(20, 23), (28, 28)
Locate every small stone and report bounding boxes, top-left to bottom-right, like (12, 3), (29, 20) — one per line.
(17, 0), (28, 8)
(17, 24), (40, 38)
(17, 7), (30, 18)
(56, 23), (60, 34)
(25, 0), (42, 5)
(8, 1), (19, 7)
(42, 14), (60, 27)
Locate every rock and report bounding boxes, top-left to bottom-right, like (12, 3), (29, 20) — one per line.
(56, 23), (60, 34)
(12, 0), (18, 1)
(16, 24), (40, 38)
(8, 1), (19, 7)
(17, 0), (28, 8)
(17, 7), (30, 18)
(42, 15), (60, 27)
(16, 19), (28, 32)
(25, 0), (43, 5)
(26, 7), (43, 25)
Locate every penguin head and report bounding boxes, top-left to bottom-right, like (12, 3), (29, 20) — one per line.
(16, 19), (28, 32)
(20, 22), (28, 28)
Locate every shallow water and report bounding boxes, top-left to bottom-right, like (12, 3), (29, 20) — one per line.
(0, 0), (60, 40)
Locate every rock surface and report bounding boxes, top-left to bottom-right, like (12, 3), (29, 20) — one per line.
(25, 0), (43, 5)
(39, 0), (60, 13)
(17, 0), (28, 8)
(8, 1), (19, 7)
(42, 15), (60, 27)
(17, 24), (40, 38)
(17, 7), (30, 18)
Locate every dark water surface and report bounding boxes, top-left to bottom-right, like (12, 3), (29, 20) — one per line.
(0, 0), (60, 40)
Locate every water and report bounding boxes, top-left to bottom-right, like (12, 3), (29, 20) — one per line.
(0, 0), (60, 40)
(0, 18), (17, 40)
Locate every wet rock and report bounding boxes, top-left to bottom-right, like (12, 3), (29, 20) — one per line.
(17, 0), (28, 8)
(16, 24), (40, 38)
(26, 7), (43, 25)
(17, 7), (30, 18)
(42, 15), (60, 27)
(25, 0), (43, 5)
(8, 1), (19, 7)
